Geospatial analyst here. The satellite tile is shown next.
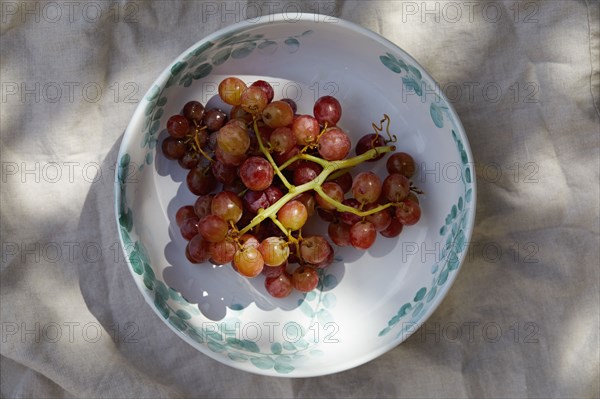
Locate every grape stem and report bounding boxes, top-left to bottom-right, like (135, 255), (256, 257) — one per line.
(237, 120), (396, 236)
(253, 118), (293, 190)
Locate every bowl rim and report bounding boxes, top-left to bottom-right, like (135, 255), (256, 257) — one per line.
(114, 12), (477, 377)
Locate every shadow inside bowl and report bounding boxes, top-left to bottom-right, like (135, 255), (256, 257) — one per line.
(156, 130), (346, 321)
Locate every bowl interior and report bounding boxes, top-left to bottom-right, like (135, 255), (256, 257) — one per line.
(116, 15), (475, 377)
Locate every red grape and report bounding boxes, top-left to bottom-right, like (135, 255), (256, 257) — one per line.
(162, 137), (187, 160)
(387, 152), (416, 178)
(356, 134), (386, 161)
(194, 195), (213, 219)
(293, 161), (322, 185)
(176, 205), (196, 227)
(167, 115), (190, 138)
(292, 266), (319, 292)
(198, 215), (228, 242)
(251, 80), (274, 103)
(265, 273), (293, 298)
(204, 108), (227, 131)
(180, 216), (199, 241)
(380, 217), (404, 238)
(211, 160), (237, 184)
(239, 156), (274, 191)
(186, 166), (217, 195)
(183, 101), (205, 122)
(313, 96), (341, 126)
(187, 234), (210, 263)
(211, 191), (243, 223)
(339, 198), (361, 225)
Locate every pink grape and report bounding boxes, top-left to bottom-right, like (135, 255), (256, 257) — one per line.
(277, 200), (308, 230)
(349, 221), (377, 249)
(211, 160), (237, 184)
(339, 198), (361, 225)
(331, 172), (353, 193)
(315, 182), (344, 210)
(300, 235), (331, 264)
(318, 127), (351, 161)
(395, 200), (421, 225)
(215, 146), (247, 167)
(239, 156), (274, 191)
(352, 171), (382, 204)
(328, 222), (351, 246)
(209, 240), (236, 265)
(262, 261), (286, 278)
(382, 173), (410, 202)
(292, 115), (320, 145)
(269, 127), (295, 154)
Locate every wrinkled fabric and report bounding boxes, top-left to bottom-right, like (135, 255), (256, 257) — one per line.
(1, 1), (598, 398)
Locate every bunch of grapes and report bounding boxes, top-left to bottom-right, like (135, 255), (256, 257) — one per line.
(162, 77), (422, 298)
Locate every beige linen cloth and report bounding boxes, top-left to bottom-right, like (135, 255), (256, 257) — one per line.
(1, 1), (598, 398)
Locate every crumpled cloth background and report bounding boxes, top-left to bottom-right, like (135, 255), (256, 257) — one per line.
(1, 1), (599, 398)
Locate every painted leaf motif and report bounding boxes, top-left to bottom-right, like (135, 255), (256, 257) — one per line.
(430, 103), (444, 128)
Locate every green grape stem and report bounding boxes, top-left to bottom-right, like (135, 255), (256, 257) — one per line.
(237, 119), (396, 236)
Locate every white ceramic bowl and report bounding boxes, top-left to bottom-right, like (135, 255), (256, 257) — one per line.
(115, 13), (475, 377)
